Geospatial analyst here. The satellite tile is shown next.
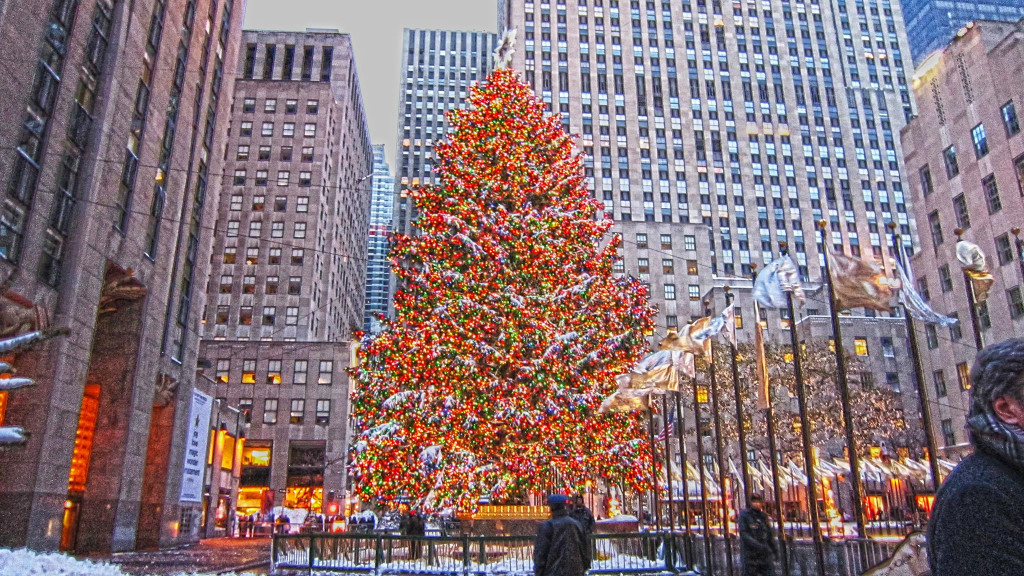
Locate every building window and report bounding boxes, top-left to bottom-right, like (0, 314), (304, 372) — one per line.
(933, 370), (947, 397)
(226, 221), (239, 237)
(925, 324), (938, 349)
(1003, 101), (1021, 136)
(979, 300), (992, 330)
(265, 276), (278, 294)
(277, 171), (290, 186)
(301, 147), (314, 162)
(246, 247), (259, 264)
(304, 123), (316, 137)
(949, 313), (963, 341)
(1009, 286), (1024, 319)
(237, 145), (250, 160)
(280, 146), (293, 161)
(243, 98), (255, 113)
(242, 359), (256, 383)
(952, 194), (970, 230)
(293, 222), (307, 238)
(255, 170), (268, 186)
(216, 359), (230, 383)
(996, 234), (1014, 265)
(664, 284), (676, 300)
(927, 211), (943, 247)
(291, 249), (304, 265)
(274, 196), (287, 212)
(943, 145), (959, 178)
(267, 359), (282, 384)
(299, 172), (312, 186)
(216, 305), (229, 324)
(941, 419), (955, 446)
(239, 306), (253, 325)
(288, 276), (302, 295)
(229, 195), (242, 211)
(684, 235), (696, 251)
(637, 258), (650, 275)
(264, 99), (277, 113)
(294, 360), (308, 385)
(885, 372), (900, 391)
(248, 220), (262, 237)
(660, 234), (672, 249)
(242, 275), (256, 294)
(666, 315), (678, 328)
(687, 260), (699, 275)
(257, 145), (271, 160)
(297, 197), (309, 212)
(261, 122), (274, 136)
(290, 399), (305, 424)
(263, 306), (277, 326)
(286, 307), (299, 325)
(881, 337), (894, 358)
(983, 175), (1001, 214)
(315, 400), (330, 425)
(918, 165), (933, 197)
(854, 338), (869, 356)
(285, 99), (298, 114)
(956, 362), (971, 390)
(271, 221), (284, 238)
(318, 360), (333, 385)
(240, 121), (252, 136)
(269, 247), (282, 264)
(635, 233), (648, 249)
(263, 399), (278, 424)
(688, 285), (701, 300)
(238, 398), (253, 423)
(219, 275), (233, 293)
(917, 277), (930, 301)
(938, 265), (953, 292)
(662, 259), (674, 274)
(252, 195), (265, 211)
(971, 123), (988, 158)
(283, 123), (295, 137)
(307, 100), (319, 114)
(233, 169), (246, 185)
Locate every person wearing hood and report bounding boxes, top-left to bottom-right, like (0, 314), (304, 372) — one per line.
(534, 494), (591, 576)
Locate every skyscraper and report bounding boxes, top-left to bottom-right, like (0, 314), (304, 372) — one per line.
(393, 29), (499, 237)
(496, 0), (925, 446)
(365, 145), (394, 333)
(199, 29), (372, 526)
(0, 0), (243, 553)
(899, 0), (1024, 64)
(902, 18), (1024, 457)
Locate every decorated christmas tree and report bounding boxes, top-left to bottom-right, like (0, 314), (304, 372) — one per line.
(349, 66), (657, 513)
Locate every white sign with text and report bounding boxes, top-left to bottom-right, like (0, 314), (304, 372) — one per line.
(179, 390), (213, 502)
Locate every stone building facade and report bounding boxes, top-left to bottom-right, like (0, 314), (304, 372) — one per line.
(199, 29), (372, 523)
(0, 0), (244, 552)
(901, 19), (1024, 457)
(898, 0), (1024, 64)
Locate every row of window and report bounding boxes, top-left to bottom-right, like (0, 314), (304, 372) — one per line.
(233, 169), (314, 187)
(632, 232), (697, 251)
(218, 274), (302, 295)
(228, 194), (309, 213)
(240, 398), (332, 426)
(225, 220), (308, 239)
(921, 286), (1024, 348)
(214, 304), (300, 327)
(241, 43), (333, 82)
(920, 101), (1020, 190)
(239, 121), (317, 138)
(216, 358), (333, 385)
(222, 246), (304, 265)
(236, 144), (316, 163)
(241, 98), (319, 115)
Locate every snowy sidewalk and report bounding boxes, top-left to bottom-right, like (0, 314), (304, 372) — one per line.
(97, 537), (270, 575)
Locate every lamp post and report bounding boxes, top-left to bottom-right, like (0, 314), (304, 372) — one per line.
(954, 228), (985, 351)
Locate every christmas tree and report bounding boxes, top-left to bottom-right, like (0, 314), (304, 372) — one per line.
(349, 67), (658, 513)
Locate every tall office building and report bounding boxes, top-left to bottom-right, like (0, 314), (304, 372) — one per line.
(364, 145), (393, 333)
(394, 29), (499, 237)
(0, 0), (243, 553)
(199, 29), (372, 526)
(496, 0), (927, 444)
(899, 0), (1024, 64)
(902, 18), (1024, 457)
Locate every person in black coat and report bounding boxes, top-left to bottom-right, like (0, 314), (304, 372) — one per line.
(738, 494), (778, 576)
(534, 494), (592, 576)
(569, 495), (596, 535)
(928, 338), (1024, 576)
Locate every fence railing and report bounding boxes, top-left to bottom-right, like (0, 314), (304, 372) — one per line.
(271, 532), (699, 574)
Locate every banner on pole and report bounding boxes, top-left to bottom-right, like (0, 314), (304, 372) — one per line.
(180, 390), (213, 502)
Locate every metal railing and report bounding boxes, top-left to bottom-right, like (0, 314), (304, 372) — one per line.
(272, 531), (698, 574)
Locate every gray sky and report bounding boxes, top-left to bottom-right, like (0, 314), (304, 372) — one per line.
(243, 1), (498, 166)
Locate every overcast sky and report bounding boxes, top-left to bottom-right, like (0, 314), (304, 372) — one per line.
(243, 1), (498, 166)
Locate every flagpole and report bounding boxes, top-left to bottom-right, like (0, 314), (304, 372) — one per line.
(888, 224), (943, 492)
(784, 288), (827, 576)
(692, 375), (716, 575)
(674, 390), (693, 538)
(723, 286), (753, 506)
(706, 300), (736, 576)
(750, 262), (791, 576)
(1013, 228), (1024, 284)
(954, 228), (986, 351)
(662, 394), (677, 534)
(816, 222), (868, 541)
(648, 405), (663, 532)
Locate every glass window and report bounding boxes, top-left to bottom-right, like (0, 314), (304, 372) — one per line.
(251, 195), (265, 210)
(854, 338), (869, 356)
(215, 359), (230, 383)
(285, 99), (298, 114)
(294, 360), (308, 385)
(248, 220), (262, 237)
(243, 98), (255, 113)
(255, 170), (268, 186)
(233, 169), (246, 185)
(242, 275), (256, 294)
(315, 400), (330, 425)
(307, 100), (319, 114)
(636, 233), (648, 248)
(274, 196), (287, 211)
(261, 122), (274, 136)
(971, 123), (988, 158)
(286, 306), (299, 325)
(219, 275), (233, 293)
(918, 165), (933, 196)
(283, 122), (295, 137)
(277, 170), (290, 186)
(240, 121), (252, 136)
(267, 359), (282, 383)
(662, 259), (674, 274)
(933, 370), (947, 397)
(881, 337), (894, 358)
(288, 276), (301, 295)
(301, 147), (314, 162)
(1002, 101), (1021, 136)
(660, 234), (672, 249)
(269, 247), (282, 264)
(983, 175), (1001, 214)
(239, 306), (253, 325)
(265, 276), (278, 294)
(939, 265), (953, 292)
(318, 361), (333, 385)
(237, 145), (249, 160)
(263, 399), (278, 424)
(304, 123), (316, 137)
(956, 362), (971, 390)
(996, 234), (1014, 265)
(952, 194), (970, 230)
(246, 247), (259, 264)
(299, 172), (312, 186)
(280, 146), (292, 161)
(684, 235), (696, 250)
(229, 194), (242, 210)
(1009, 286), (1024, 319)
(925, 324), (938, 349)
(289, 399), (305, 424)
(664, 284), (676, 300)
(226, 221), (239, 237)
(943, 146), (959, 178)
(223, 246), (236, 263)
(293, 222), (306, 238)
(296, 197), (309, 212)
(688, 284), (700, 300)
(941, 419), (955, 446)
(264, 99), (277, 113)
(928, 211), (943, 247)
(271, 221), (284, 238)
(291, 249), (304, 265)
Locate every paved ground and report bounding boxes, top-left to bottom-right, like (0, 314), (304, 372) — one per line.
(99, 537), (271, 575)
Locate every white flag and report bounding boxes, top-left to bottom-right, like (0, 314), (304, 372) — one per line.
(753, 256), (804, 309)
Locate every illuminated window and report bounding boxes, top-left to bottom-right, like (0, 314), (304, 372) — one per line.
(956, 362), (971, 390)
(242, 359), (256, 384)
(265, 276), (278, 294)
(854, 338), (869, 356)
(267, 360), (282, 384)
(696, 386), (708, 403)
(687, 260), (698, 275)
(688, 285), (700, 300)
(290, 399), (305, 424)
(223, 246), (236, 264)
(263, 399), (278, 424)
(316, 400), (331, 425)
(216, 359), (230, 383)
(318, 361), (333, 385)
(242, 444), (271, 467)
(734, 309), (743, 329)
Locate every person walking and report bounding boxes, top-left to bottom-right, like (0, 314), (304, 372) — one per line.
(928, 338), (1024, 576)
(738, 494), (778, 576)
(534, 494), (592, 576)
(569, 494), (596, 535)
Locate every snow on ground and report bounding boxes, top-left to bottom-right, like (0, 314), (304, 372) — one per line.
(0, 548), (261, 576)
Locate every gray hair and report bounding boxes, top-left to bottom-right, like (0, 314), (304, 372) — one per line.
(969, 338), (1024, 418)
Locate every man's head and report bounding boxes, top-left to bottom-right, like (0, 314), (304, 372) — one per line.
(574, 495), (585, 507)
(750, 493), (764, 511)
(969, 338), (1024, 429)
(547, 494), (569, 512)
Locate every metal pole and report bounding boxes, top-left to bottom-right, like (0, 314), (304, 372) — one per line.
(674, 391), (693, 537)
(963, 269), (986, 351)
(785, 291), (827, 576)
(889, 228), (943, 491)
(662, 394), (677, 533)
(724, 288), (753, 506)
(707, 301), (736, 576)
(1013, 228), (1024, 285)
(753, 296), (791, 576)
(648, 407), (663, 532)
(817, 222), (868, 541)
(693, 376), (715, 575)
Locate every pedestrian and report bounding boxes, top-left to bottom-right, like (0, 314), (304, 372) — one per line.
(534, 494), (591, 576)
(835, 474), (854, 522)
(738, 494), (778, 576)
(927, 338), (1024, 576)
(408, 510), (426, 560)
(569, 494), (596, 535)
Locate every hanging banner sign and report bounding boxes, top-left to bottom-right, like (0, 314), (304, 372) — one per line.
(180, 390), (213, 502)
